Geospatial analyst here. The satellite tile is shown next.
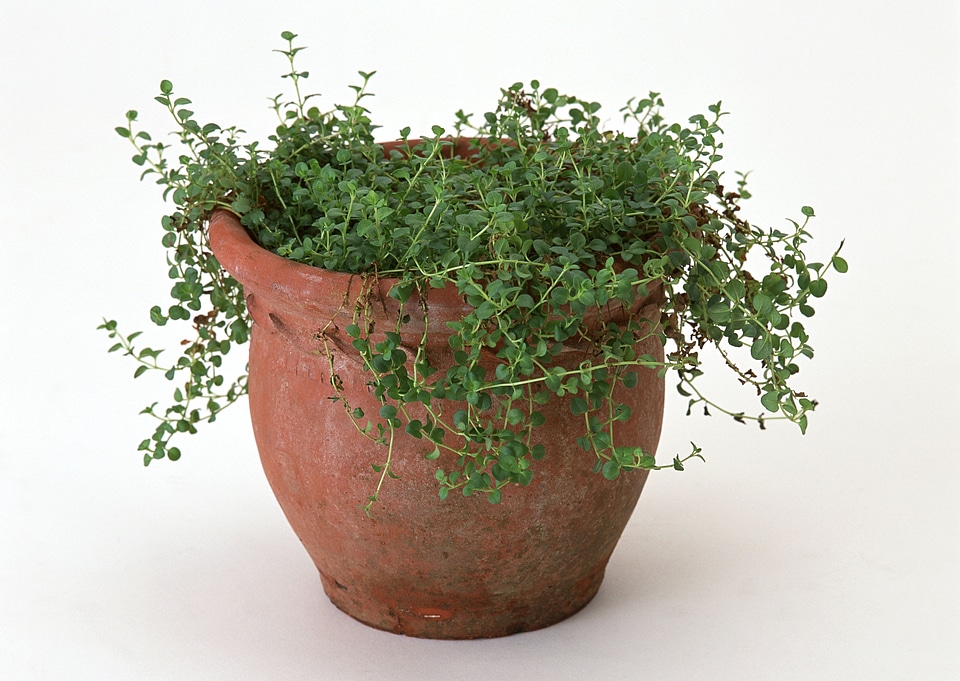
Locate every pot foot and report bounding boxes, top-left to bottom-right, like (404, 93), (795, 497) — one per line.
(318, 561), (607, 639)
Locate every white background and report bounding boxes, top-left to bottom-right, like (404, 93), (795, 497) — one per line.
(2, 1), (958, 679)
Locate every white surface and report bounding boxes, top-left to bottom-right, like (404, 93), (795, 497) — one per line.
(2, 1), (958, 679)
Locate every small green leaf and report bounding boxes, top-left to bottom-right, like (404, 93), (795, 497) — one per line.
(601, 459), (621, 480)
(751, 337), (773, 361)
(636, 454), (657, 469)
(761, 390), (780, 412)
(516, 294), (536, 309)
(752, 293), (772, 314)
(570, 397), (588, 416)
(831, 256), (848, 273)
(159, 79), (173, 94)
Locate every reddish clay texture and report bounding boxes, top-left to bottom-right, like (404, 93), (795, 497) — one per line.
(209, 207), (665, 639)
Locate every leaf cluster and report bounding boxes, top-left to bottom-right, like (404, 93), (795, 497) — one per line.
(103, 32), (845, 506)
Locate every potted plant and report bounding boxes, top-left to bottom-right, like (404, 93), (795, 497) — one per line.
(100, 31), (846, 639)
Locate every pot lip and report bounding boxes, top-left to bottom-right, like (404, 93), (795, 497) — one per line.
(208, 209), (471, 324)
(209, 208), (377, 287)
(208, 180), (665, 329)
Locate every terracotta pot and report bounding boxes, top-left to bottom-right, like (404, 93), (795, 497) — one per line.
(208, 197), (665, 638)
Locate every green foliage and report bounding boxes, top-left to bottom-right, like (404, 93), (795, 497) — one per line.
(103, 32), (845, 506)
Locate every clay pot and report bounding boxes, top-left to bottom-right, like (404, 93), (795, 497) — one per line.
(208, 194), (665, 638)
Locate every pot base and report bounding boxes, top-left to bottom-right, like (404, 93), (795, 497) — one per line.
(318, 560), (607, 639)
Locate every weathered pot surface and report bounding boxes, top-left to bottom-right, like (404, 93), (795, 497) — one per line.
(208, 206), (665, 639)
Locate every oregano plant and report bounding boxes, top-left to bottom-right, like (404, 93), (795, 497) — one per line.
(101, 31), (846, 509)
